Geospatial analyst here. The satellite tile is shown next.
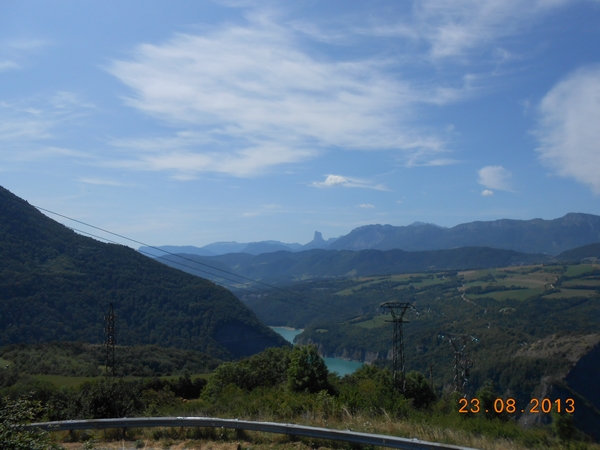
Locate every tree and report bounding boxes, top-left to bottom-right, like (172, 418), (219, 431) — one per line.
(0, 397), (61, 449)
(287, 345), (330, 394)
(404, 371), (436, 408)
(551, 407), (576, 441)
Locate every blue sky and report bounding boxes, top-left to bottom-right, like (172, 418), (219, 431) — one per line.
(2, 0), (600, 247)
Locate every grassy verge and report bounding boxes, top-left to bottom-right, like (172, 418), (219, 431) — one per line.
(48, 411), (600, 450)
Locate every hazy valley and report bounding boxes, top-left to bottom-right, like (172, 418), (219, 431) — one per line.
(2, 184), (600, 448)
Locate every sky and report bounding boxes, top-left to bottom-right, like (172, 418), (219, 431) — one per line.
(1, 0), (600, 248)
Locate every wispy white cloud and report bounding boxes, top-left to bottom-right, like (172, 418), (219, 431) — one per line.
(0, 39), (52, 72)
(76, 177), (132, 187)
(409, 0), (573, 60)
(535, 65), (600, 194)
(106, 14), (472, 177)
(300, 0), (575, 64)
(481, 189), (494, 196)
(106, 0), (578, 179)
(311, 174), (387, 191)
(404, 153), (460, 168)
(0, 93), (96, 161)
(0, 60), (19, 72)
(477, 165), (512, 191)
(358, 203), (375, 208)
(51, 91), (96, 110)
(11, 146), (92, 162)
(0, 92), (94, 138)
(109, 144), (314, 178)
(241, 203), (283, 218)
(4, 38), (51, 52)
(0, 116), (53, 142)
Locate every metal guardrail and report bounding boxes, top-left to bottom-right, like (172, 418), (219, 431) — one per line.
(25, 416), (480, 450)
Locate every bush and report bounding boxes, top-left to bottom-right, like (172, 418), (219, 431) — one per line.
(404, 371), (436, 408)
(287, 345), (330, 394)
(0, 397), (61, 449)
(204, 347), (291, 398)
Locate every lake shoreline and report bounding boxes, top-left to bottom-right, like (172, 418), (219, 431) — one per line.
(270, 326), (363, 376)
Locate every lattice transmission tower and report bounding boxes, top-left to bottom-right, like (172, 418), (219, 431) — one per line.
(104, 303), (116, 378)
(380, 301), (415, 392)
(440, 333), (477, 395)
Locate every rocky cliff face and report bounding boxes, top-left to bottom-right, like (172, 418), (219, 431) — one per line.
(302, 231), (329, 250)
(561, 341), (600, 439)
(517, 338), (600, 440)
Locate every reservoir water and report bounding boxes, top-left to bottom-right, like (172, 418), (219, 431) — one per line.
(271, 326), (363, 376)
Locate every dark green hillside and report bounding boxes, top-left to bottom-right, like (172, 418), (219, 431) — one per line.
(557, 243), (600, 262)
(0, 342), (221, 377)
(0, 186), (287, 360)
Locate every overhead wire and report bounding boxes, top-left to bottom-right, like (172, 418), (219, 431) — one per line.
(66, 226), (308, 345)
(37, 205), (342, 316)
(67, 226), (258, 291)
(69, 226), (333, 319)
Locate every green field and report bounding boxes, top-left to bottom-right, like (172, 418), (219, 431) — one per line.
(354, 314), (389, 329)
(470, 288), (545, 301)
(544, 288), (599, 299)
(460, 268), (504, 281)
(335, 264), (597, 310)
(455, 264), (600, 302)
(562, 279), (600, 287)
(334, 273), (448, 296)
(565, 264), (599, 277)
(334, 278), (387, 295)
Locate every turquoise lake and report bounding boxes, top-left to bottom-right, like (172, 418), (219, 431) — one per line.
(270, 327), (363, 376)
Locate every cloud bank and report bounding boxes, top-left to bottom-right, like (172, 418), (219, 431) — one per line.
(535, 65), (600, 194)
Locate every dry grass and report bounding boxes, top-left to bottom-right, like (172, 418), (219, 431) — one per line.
(50, 411), (600, 450)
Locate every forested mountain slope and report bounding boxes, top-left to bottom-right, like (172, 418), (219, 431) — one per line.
(557, 243), (600, 262)
(0, 186), (287, 360)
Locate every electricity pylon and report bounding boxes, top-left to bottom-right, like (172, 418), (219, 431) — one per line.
(104, 303), (116, 378)
(440, 333), (477, 395)
(381, 302), (415, 392)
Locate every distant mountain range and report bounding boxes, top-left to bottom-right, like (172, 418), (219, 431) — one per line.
(139, 231), (338, 257)
(328, 213), (600, 255)
(142, 213), (600, 258)
(0, 185), (287, 360)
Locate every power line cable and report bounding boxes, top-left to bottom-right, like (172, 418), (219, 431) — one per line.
(68, 225), (313, 308)
(66, 226), (304, 345)
(41, 206), (341, 315)
(68, 226), (261, 291)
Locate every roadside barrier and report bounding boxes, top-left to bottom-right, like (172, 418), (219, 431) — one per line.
(25, 416), (480, 450)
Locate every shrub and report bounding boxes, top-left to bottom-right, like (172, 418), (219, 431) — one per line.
(287, 345), (330, 394)
(0, 396), (61, 449)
